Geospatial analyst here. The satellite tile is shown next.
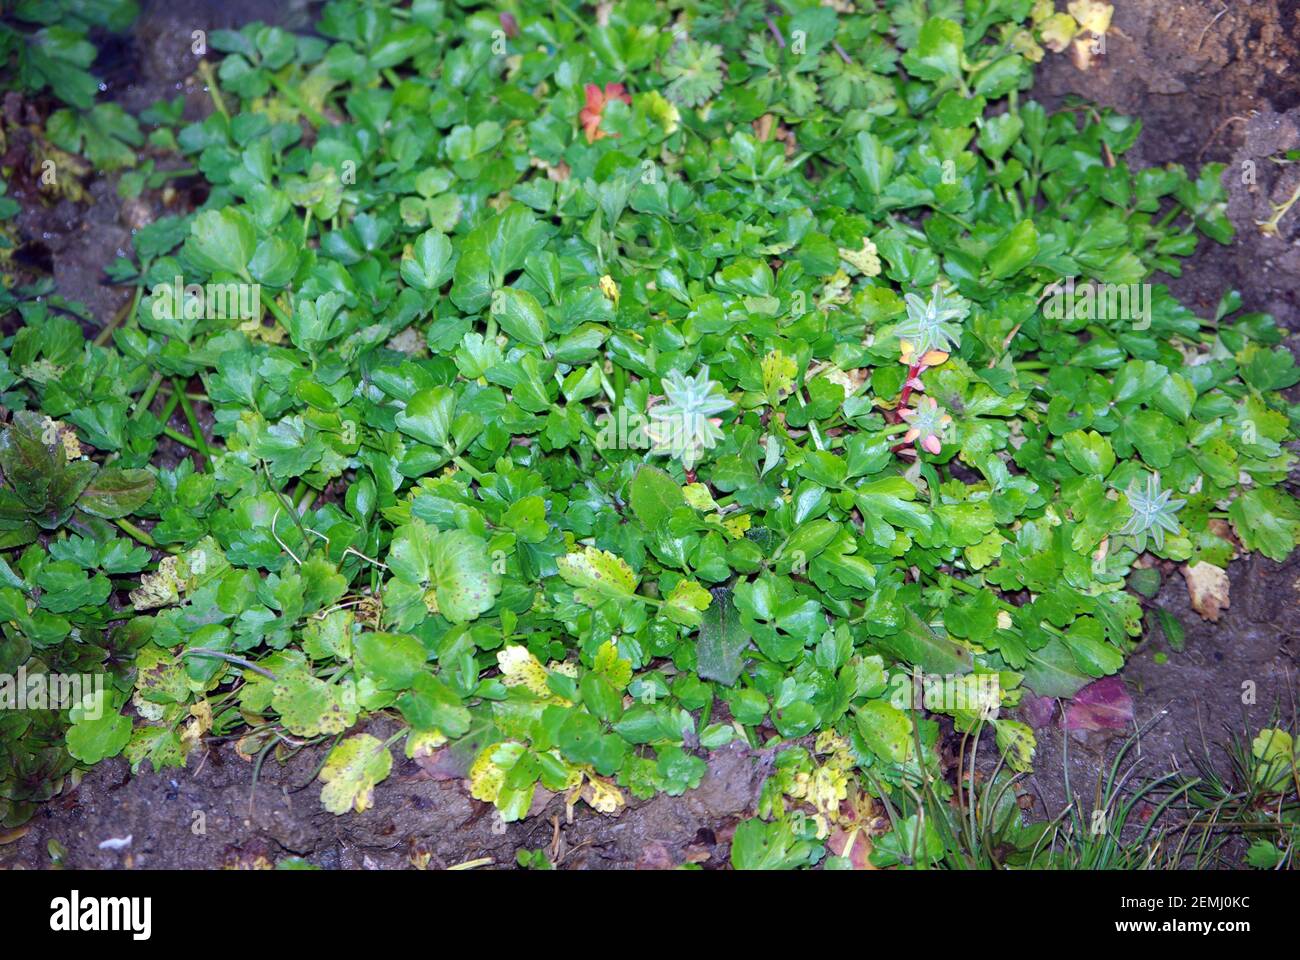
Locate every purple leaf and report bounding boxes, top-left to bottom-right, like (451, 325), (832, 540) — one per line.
(1020, 695), (1057, 729)
(1064, 677), (1134, 732)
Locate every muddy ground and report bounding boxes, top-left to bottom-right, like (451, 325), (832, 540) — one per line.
(1004, 0), (1300, 843)
(1, 0), (1299, 869)
(0, 722), (767, 870)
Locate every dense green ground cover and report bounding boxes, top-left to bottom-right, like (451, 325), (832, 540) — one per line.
(1, 0), (1297, 867)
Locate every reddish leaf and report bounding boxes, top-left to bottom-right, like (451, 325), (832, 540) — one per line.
(1064, 676), (1134, 732)
(827, 826), (875, 869)
(579, 83), (632, 143)
(1020, 694), (1057, 729)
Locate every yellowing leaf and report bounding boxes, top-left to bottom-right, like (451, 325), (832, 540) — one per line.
(1039, 12), (1077, 52)
(129, 555), (183, 611)
(821, 366), (861, 394)
(1251, 729), (1296, 791)
(405, 729), (448, 758)
(1182, 561), (1230, 622)
(1010, 28), (1045, 63)
(964, 529), (1007, 570)
(639, 90), (680, 135)
(664, 579), (712, 627)
(1067, 0), (1112, 35)
(578, 771), (625, 815)
(1070, 35), (1098, 71)
(557, 546), (638, 603)
(469, 740), (526, 803)
(42, 417), (83, 459)
(272, 672), (359, 737)
(994, 719), (1037, 773)
(180, 700), (213, 750)
(497, 645), (552, 697)
(762, 350), (798, 402)
(838, 237), (881, 277)
(722, 513), (752, 538)
(468, 746), (505, 803)
(683, 482), (719, 511)
(593, 640), (633, 690)
(599, 274), (620, 307)
(319, 734), (392, 815)
(131, 689), (166, 722)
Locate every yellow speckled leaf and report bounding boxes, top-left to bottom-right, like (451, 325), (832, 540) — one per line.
(994, 719), (1037, 774)
(593, 640), (632, 690)
(319, 734), (392, 815)
(683, 482), (718, 511)
(664, 579), (712, 627)
(129, 555), (183, 611)
(722, 514), (751, 538)
(497, 645), (552, 697)
(762, 349), (798, 401)
(405, 729), (448, 758)
(557, 546), (638, 603)
(469, 741), (526, 803)
(838, 237), (881, 277)
(578, 771), (625, 815)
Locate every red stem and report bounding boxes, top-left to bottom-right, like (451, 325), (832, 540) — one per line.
(885, 361), (924, 425)
(887, 361), (925, 455)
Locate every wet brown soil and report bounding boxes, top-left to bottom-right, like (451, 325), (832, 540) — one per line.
(2, 0), (1299, 869)
(1020, 0), (1300, 842)
(0, 724), (766, 870)
(1013, 552), (1300, 845)
(1033, 0), (1300, 324)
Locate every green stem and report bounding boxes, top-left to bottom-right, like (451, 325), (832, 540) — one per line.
(180, 648), (278, 680)
(550, 0), (593, 35)
(116, 518), (157, 548)
(938, 210), (974, 232)
(576, 420), (608, 461)
(939, 573), (1015, 612)
(172, 377), (212, 469)
(157, 390), (182, 424)
(94, 282), (142, 348)
(261, 460), (309, 543)
(131, 373), (164, 421)
(161, 426), (200, 450)
(452, 455), (486, 481)
(1156, 204), (1183, 231)
(198, 60), (229, 119)
(265, 295), (293, 330)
